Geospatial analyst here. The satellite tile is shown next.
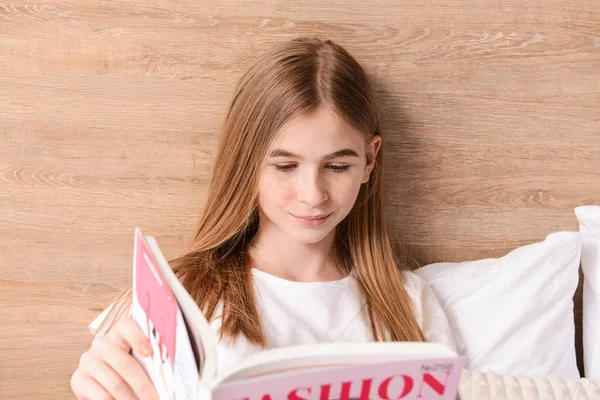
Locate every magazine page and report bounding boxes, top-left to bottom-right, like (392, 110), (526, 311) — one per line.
(212, 356), (467, 400)
(216, 342), (457, 384)
(144, 234), (219, 385)
(131, 228), (204, 400)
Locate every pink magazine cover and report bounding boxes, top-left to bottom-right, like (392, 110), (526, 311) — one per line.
(212, 356), (466, 400)
(131, 228), (201, 400)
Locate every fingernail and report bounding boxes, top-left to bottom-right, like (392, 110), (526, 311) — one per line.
(142, 342), (152, 356)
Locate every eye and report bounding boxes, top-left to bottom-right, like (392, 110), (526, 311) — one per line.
(274, 164), (297, 172)
(328, 165), (350, 172)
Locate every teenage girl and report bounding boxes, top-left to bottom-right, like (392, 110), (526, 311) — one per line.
(71, 37), (457, 400)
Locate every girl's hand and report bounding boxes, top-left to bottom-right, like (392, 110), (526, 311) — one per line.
(71, 317), (159, 400)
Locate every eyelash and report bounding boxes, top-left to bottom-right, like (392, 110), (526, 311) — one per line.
(274, 164), (349, 173)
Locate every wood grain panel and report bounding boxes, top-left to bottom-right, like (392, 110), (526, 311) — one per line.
(1, 0), (598, 397)
(1, 3), (598, 77)
(0, 280), (120, 397)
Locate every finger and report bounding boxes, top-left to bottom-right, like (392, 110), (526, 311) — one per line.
(71, 368), (114, 400)
(92, 336), (159, 400)
(108, 318), (152, 357)
(84, 355), (137, 400)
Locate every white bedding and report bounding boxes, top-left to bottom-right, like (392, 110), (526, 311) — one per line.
(459, 370), (600, 400)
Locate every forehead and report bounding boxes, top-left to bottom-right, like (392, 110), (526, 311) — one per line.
(271, 106), (366, 152)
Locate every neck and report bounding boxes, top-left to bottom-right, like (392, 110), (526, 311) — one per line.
(248, 216), (345, 282)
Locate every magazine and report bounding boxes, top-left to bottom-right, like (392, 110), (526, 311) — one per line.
(130, 227), (466, 400)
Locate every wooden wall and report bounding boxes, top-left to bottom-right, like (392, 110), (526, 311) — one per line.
(1, 1), (599, 398)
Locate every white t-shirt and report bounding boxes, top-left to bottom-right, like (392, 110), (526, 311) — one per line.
(90, 269), (460, 376)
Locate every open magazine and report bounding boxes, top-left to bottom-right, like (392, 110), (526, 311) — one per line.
(131, 228), (466, 400)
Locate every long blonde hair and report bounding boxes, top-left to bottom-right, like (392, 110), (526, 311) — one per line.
(101, 37), (425, 345)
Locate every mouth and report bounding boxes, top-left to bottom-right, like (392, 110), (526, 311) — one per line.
(292, 213), (332, 227)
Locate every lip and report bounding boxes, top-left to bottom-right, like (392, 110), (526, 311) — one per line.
(293, 213), (332, 227)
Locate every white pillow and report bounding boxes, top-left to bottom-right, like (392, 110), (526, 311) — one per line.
(575, 205), (600, 380)
(415, 231), (581, 380)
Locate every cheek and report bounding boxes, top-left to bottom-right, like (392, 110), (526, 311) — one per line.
(258, 174), (296, 209)
(331, 173), (363, 208)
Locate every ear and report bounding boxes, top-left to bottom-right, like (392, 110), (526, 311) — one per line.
(362, 135), (382, 183)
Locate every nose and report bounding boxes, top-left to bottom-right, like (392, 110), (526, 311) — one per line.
(297, 169), (329, 206)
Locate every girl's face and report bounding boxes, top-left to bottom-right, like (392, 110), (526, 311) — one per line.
(257, 105), (381, 244)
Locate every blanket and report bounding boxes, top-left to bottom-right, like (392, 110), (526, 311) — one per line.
(459, 370), (600, 400)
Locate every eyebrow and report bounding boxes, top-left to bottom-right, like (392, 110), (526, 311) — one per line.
(268, 148), (359, 160)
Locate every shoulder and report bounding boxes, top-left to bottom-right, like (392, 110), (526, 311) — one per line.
(400, 269), (443, 324)
(399, 270), (429, 326)
(400, 270), (431, 315)
(401, 269), (429, 297)
(88, 300), (131, 336)
(401, 270), (461, 353)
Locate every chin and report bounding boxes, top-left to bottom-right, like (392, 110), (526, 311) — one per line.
(294, 235), (329, 245)
(287, 227), (335, 245)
